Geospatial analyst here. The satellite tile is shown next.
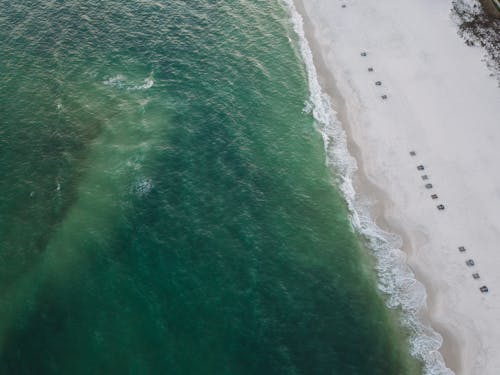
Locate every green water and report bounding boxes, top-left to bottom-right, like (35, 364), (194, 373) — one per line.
(0, 0), (421, 373)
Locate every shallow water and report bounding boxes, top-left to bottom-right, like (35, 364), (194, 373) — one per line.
(0, 1), (420, 373)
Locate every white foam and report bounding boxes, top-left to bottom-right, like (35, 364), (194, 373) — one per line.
(282, 1), (454, 374)
(129, 77), (154, 91)
(103, 74), (154, 91)
(103, 74), (127, 88)
(133, 177), (153, 196)
(302, 100), (313, 114)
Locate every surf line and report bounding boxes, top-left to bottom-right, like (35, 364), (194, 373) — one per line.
(281, 1), (454, 374)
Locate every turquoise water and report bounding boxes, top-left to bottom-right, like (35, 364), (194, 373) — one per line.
(0, 1), (420, 373)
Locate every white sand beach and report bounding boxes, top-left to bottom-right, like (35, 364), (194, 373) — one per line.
(292, 0), (500, 374)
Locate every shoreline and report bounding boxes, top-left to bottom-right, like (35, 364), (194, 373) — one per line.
(290, 1), (458, 372)
(289, 0), (500, 374)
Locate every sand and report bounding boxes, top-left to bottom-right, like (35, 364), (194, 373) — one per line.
(293, 0), (500, 374)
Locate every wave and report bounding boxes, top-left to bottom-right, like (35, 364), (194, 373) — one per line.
(133, 177), (153, 197)
(281, 1), (454, 374)
(103, 74), (154, 91)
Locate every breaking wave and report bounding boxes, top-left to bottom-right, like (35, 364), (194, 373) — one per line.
(281, 1), (454, 374)
(103, 74), (155, 91)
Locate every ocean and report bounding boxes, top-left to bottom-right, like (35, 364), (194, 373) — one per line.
(0, 0), (421, 373)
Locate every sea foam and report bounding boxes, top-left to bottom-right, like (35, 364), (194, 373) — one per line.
(282, 1), (454, 374)
(103, 75), (154, 91)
